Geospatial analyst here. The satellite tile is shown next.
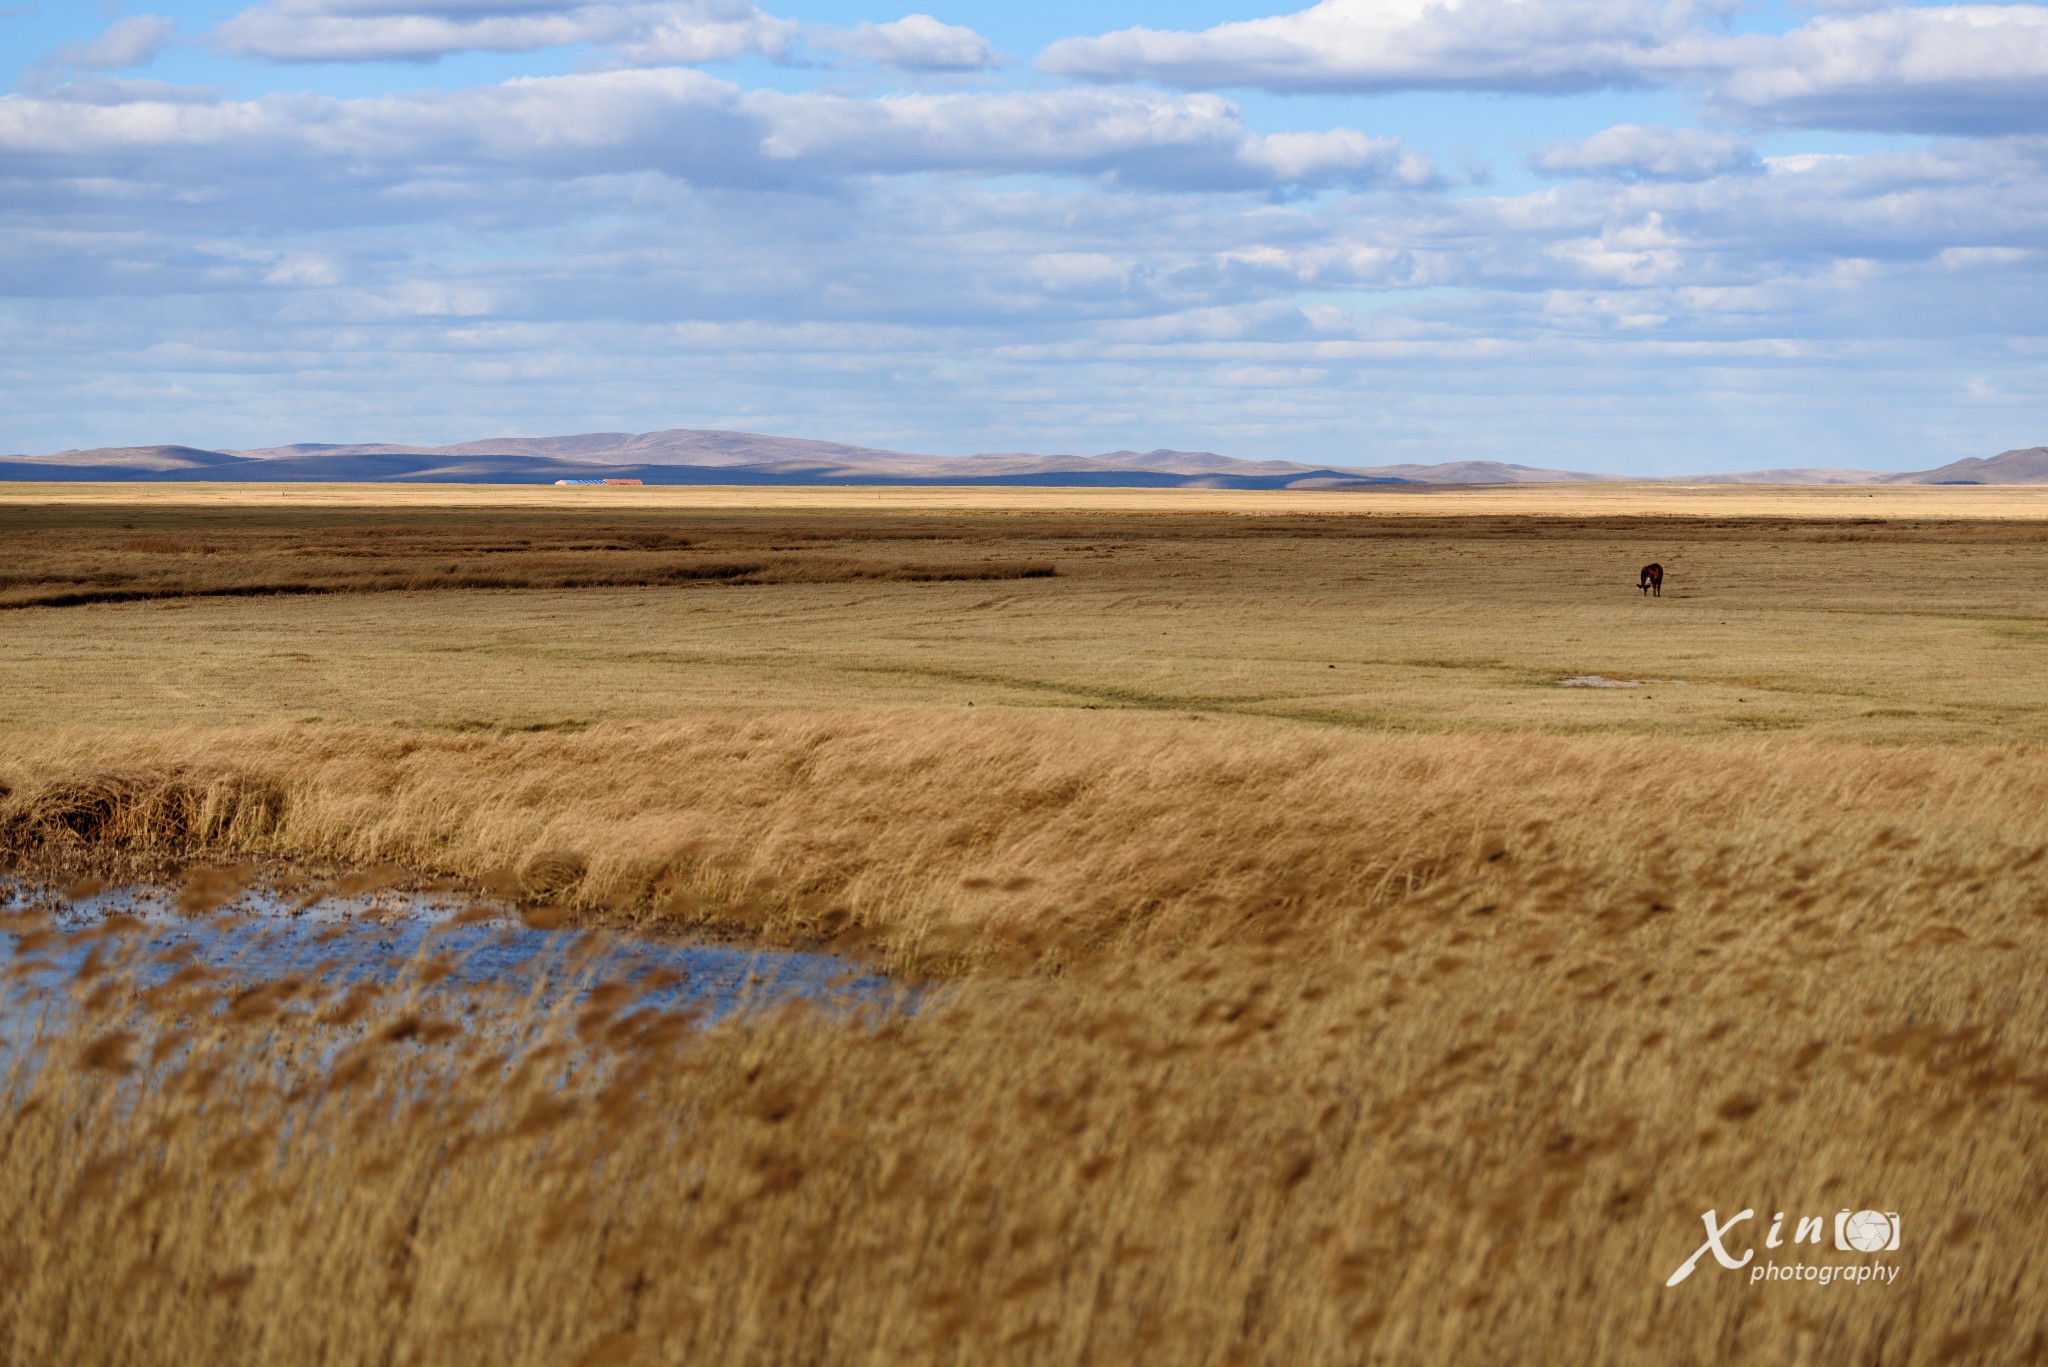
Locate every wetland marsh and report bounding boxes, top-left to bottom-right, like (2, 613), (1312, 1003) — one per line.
(2, 483), (2046, 1365)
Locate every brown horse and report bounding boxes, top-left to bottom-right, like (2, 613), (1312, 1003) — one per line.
(1639, 563), (1664, 597)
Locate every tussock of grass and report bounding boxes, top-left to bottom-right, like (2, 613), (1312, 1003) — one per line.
(3, 770), (286, 858)
(6, 713), (2044, 975)
(4, 877), (2047, 1365)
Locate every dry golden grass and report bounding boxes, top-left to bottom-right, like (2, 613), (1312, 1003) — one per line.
(0, 509), (1052, 610)
(5, 854), (2048, 1365)
(4, 715), (2046, 974)
(10, 477), (2048, 518)
(3, 486), (2048, 1364)
(5, 495), (2048, 744)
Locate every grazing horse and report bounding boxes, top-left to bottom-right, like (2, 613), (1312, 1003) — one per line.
(1639, 563), (1664, 597)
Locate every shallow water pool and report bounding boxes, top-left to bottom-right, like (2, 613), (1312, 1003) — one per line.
(0, 880), (902, 1041)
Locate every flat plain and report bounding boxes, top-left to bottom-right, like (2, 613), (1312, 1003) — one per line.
(3, 482), (2047, 1365)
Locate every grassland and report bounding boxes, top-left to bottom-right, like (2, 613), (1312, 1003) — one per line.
(3, 482), (2048, 1364)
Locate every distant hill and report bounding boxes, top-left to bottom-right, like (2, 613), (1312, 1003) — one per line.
(232, 429), (926, 472)
(2, 429), (2043, 487)
(1683, 468), (1886, 485)
(1301, 461), (1621, 486)
(0, 429), (1482, 488)
(1880, 447), (2048, 485)
(10, 444), (263, 474)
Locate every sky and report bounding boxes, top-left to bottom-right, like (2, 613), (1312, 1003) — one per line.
(1, 0), (2045, 472)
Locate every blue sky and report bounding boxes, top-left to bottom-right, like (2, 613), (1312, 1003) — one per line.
(2, 0), (2045, 472)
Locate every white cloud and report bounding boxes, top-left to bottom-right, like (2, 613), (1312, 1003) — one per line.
(1939, 246), (2031, 269)
(8, 7), (2048, 468)
(608, 3), (797, 64)
(262, 251), (348, 286)
(1548, 209), (1688, 285)
(812, 14), (1000, 71)
(1213, 364), (1329, 387)
(24, 76), (224, 105)
(1532, 124), (1757, 180)
(1039, 0), (1708, 95)
(1040, 1), (2048, 137)
(0, 73), (1436, 196)
(50, 14), (177, 69)
(9, 68), (2044, 344)
(214, 0), (796, 64)
(750, 87), (1437, 191)
(1709, 5), (2048, 133)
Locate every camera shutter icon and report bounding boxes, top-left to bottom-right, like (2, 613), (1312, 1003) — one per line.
(1835, 1210), (1900, 1253)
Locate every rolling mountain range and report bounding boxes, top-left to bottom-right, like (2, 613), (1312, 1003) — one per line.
(2, 430), (2044, 488)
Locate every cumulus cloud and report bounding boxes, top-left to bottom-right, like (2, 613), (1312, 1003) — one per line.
(214, 0), (797, 64)
(10, 64), (2042, 323)
(6, 130), (2045, 469)
(812, 14), (1000, 71)
(31, 77), (227, 105)
(1709, 5), (2048, 134)
(751, 88), (1437, 191)
(1041, 0), (2048, 137)
(50, 14), (177, 69)
(1039, 0), (1709, 95)
(0, 72), (1436, 197)
(10, 3), (2048, 468)
(1531, 124), (1757, 181)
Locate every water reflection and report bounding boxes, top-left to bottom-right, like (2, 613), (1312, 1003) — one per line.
(1, 881), (900, 1038)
